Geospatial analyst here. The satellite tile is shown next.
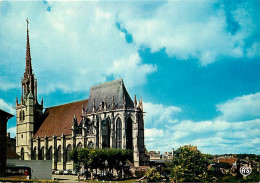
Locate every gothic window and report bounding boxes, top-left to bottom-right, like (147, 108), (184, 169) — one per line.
(22, 110), (25, 121)
(41, 146), (44, 160)
(54, 147), (57, 163)
(57, 145), (61, 162)
(126, 117), (133, 150)
(96, 116), (99, 148)
(47, 146), (52, 160)
(21, 147), (24, 160)
(101, 118), (110, 148)
(38, 147), (41, 160)
(116, 118), (122, 149)
(77, 142), (82, 149)
(39, 146), (44, 160)
(85, 118), (93, 134)
(19, 111), (22, 121)
(66, 144), (72, 162)
(32, 147), (36, 160)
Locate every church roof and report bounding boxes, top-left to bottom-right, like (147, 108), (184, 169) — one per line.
(33, 79), (134, 138)
(34, 99), (88, 138)
(86, 78), (134, 113)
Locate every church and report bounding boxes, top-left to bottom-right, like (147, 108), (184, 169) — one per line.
(15, 20), (149, 170)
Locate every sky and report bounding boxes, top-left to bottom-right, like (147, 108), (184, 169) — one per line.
(0, 0), (259, 155)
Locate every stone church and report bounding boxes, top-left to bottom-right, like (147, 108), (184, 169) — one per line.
(16, 20), (149, 170)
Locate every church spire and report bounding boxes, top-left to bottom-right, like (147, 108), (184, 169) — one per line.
(21, 18), (35, 99)
(25, 18), (32, 76)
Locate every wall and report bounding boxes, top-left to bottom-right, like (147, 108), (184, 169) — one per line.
(0, 114), (7, 177)
(7, 159), (52, 179)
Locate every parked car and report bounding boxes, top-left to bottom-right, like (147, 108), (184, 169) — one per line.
(63, 170), (69, 175)
(63, 169), (72, 175)
(71, 170), (77, 175)
(55, 170), (63, 175)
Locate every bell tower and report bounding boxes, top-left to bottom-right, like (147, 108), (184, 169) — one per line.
(16, 19), (43, 160)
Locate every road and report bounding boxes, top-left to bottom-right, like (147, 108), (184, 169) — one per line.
(52, 174), (80, 183)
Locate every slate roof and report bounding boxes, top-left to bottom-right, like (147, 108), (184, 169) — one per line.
(86, 79), (134, 113)
(34, 99), (88, 138)
(33, 79), (134, 138)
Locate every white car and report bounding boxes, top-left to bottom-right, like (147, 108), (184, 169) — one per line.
(55, 170), (63, 175)
(63, 170), (69, 175)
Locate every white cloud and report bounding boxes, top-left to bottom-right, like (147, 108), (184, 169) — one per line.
(144, 93), (260, 154)
(143, 102), (181, 128)
(216, 92), (260, 121)
(117, 0), (256, 65)
(107, 53), (157, 88)
(145, 128), (165, 138)
(0, 98), (15, 115)
(7, 126), (16, 138)
(145, 118), (260, 154)
(0, 1), (258, 94)
(0, 1), (156, 94)
(145, 128), (173, 152)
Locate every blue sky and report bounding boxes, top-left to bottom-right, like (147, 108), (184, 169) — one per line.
(0, 0), (259, 154)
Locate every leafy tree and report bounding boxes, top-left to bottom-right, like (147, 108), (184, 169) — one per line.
(170, 146), (213, 182)
(78, 148), (91, 169)
(69, 148), (80, 172)
(143, 167), (166, 182)
(69, 148), (133, 180)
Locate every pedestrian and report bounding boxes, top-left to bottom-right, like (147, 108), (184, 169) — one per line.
(78, 173), (80, 183)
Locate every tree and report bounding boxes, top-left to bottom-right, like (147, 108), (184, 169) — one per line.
(69, 148), (80, 172)
(144, 167), (166, 182)
(78, 148), (91, 169)
(69, 148), (133, 180)
(170, 146), (213, 182)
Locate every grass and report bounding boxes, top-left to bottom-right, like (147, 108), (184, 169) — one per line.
(81, 178), (140, 183)
(0, 177), (60, 183)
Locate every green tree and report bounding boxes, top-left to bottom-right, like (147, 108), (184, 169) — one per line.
(144, 167), (166, 182)
(78, 148), (91, 169)
(69, 148), (80, 172)
(170, 146), (213, 182)
(70, 148), (133, 180)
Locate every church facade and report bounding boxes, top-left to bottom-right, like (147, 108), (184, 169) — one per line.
(16, 21), (149, 170)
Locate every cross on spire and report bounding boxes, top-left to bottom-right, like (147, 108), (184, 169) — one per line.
(26, 18), (29, 30)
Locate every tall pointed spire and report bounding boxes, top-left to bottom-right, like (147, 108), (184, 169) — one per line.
(21, 18), (36, 99)
(25, 18), (32, 76)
